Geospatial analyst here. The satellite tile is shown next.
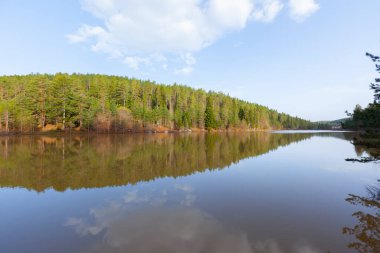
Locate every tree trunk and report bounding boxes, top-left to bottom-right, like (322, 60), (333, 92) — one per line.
(62, 103), (66, 130)
(41, 112), (45, 129)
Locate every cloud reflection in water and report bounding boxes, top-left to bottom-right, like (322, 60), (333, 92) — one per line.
(65, 184), (322, 253)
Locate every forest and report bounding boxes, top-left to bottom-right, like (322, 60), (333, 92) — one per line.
(0, 74), (315, 133)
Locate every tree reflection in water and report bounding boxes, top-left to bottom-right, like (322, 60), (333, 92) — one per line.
(0, 132), (313, 192)
(343, 180), (380, 253)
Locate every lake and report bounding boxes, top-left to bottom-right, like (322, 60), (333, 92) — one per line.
(0, 131), (379, 253)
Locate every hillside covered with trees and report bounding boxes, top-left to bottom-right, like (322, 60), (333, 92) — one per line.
(0, 74), (314, 133)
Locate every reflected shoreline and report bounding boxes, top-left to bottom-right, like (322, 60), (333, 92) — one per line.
(0, 132), (354, 192)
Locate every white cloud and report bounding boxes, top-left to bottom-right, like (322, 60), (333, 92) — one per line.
(123, 56), (150, 70)
(67, 25), (103, 43)
(68, 0), (319, 72)
(251, 0), (284, 22)
(67, 24), (123, 58)
(208, 0), (254, 29)
(288, 0), (320, 21)
(175, 66), (194, 75)
(182, 53), (197, 66)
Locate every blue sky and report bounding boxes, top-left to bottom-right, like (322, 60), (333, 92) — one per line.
(0, 0), (379, 121)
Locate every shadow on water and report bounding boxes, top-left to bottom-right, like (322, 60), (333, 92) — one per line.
(343, 180), (380, 253)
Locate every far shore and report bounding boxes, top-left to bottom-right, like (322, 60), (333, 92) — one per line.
(0, 127), (350, 137)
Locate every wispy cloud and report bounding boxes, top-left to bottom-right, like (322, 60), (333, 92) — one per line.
(288, 0), (320, 21)
(251, 0), (284, 22)
(68, 0), (320, 72)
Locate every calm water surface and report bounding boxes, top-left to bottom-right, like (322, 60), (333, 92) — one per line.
(0, 132), (379, 253)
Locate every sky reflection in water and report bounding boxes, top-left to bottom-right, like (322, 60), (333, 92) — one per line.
(0, 132), (379, 253)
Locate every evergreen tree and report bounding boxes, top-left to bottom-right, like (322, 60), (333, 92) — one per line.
(205, 95), (217, 130)
(345, 53), (380, 129)
(366, 53), (380, 103)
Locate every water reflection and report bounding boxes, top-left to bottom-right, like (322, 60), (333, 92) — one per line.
(66, 184), (323, 253)
(346, 144), (380, 163)
(343, 180), (380, 252)
(0, 131), (366, 253)
(0, 132), (320, 192)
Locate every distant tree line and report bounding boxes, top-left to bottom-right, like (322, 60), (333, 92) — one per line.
(0, 74), (315, 133)
(344, 53), (380, 130)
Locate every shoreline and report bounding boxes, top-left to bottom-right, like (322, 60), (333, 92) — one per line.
(0, 128), (350, 137)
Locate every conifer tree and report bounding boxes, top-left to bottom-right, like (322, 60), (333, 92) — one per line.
(205, 95), (217, 130)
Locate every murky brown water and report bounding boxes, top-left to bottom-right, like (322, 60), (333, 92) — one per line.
(0, 131), (379, 253)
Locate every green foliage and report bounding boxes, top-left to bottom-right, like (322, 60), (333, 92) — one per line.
(0, 74), (314, 133)
(346, 104), (380, 129)
(204, 96), (217, 129)
(367, 53), (380, 104)
(345, 53), (380, 130)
